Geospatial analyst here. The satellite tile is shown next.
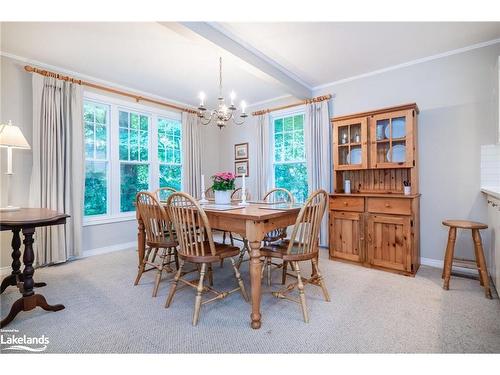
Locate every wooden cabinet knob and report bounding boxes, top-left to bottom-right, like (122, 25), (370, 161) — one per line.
(343, 201), (348, 206)
(385, 202), (391, 208)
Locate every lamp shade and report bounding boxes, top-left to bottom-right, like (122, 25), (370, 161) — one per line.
(0, 121), (30, 149)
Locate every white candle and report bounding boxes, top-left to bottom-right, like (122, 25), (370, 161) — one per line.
(201, 174), (205, 193)
(241, 173), (245, 191)
(240, 100), (247, 114)
(230, 91), (236, 105)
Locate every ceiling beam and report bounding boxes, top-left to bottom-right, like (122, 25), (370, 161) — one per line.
(178, 22), (312, 99)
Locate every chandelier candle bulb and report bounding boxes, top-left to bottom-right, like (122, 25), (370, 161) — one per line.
(241, 101), (247, 114)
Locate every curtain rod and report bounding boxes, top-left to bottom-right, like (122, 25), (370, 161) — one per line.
(24, 65), (198, 114)
(251, 94), (332, 116)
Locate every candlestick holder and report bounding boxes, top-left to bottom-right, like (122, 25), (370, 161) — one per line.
(199, 191), (209, 204)
(238, 189), (250, 206)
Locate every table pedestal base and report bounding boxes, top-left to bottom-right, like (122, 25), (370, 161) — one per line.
(1, 294), (65, 328)
(1, 273), (47, 294)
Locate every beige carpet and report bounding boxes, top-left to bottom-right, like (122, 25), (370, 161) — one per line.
(1, 247), (499, 353)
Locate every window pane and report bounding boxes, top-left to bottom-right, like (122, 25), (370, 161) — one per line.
(159, 164), (181, 191)
(140, 115), (148, 131)
(293, 115), (303, 130)
(85, 122), (94, 159)
(274, 162), (308, 203)
(120, 163), (149, 212)
(284, 116), (293, 131)
(119, 128), (129, 161)
(84, 160), (107, 216)
(119, 111), (129, 128)
(95, 124), (107, 160)
(274, 118), (283, 133)
(140, 130), (148, 161)
(84, 103), (94, 122)
(130, 130), (139, 160)
(95, 106), (107, 124)
(130, 113), (139, 130)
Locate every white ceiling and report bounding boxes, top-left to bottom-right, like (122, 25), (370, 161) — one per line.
(221, 22), (500, 88)
(1, 22), (500, 106)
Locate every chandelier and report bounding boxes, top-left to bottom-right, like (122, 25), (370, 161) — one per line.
(197, 57), (248, 129)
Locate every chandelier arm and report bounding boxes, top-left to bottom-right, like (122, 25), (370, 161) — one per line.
(232, 116), (246, 126)
(199, 111), (214, 126)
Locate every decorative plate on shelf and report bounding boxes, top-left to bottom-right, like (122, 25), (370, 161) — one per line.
(376, 123), (387, 140)
(385, 118), (406, 139)
(387, 144), (406, 163)
(348, 148), (362, 164)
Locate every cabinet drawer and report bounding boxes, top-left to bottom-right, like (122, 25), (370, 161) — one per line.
(330, 196), (364, 212)
(367, 197), (411, 215)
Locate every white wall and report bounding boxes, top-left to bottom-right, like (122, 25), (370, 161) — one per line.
(0, 54), (221, 267)
(0, 56), (33, 268)
(217, 43), (500, 263)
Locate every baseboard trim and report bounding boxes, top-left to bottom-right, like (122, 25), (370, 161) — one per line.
(420, 257), (478, 276)
(81, 241), (136, 258)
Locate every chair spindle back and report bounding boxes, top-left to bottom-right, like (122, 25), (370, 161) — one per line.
(166, 192), (216, 257)
(263, 188), (295, 204)
(231, 188), (252, 200)
(155, 187), (177, 202)
(136, 192), (173, 245)
(287, 189), (328, 256)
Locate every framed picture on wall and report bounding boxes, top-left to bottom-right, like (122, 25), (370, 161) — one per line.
(234, 143), (249, 160)
(234, 160), (249, 177)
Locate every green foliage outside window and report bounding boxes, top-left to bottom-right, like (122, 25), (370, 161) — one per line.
(84, 101), (109, 216)
(273, 113), (308, 202)
(120, 164), (149, 212)
(158, 118), (182, 190)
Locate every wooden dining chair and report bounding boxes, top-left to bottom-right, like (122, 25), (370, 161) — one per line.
(164, 192), (249, 326)
(204, 186), (215, 199)
(260, 189), (330, 323)
(155, 186), (177, 202)
(230, 187), (252, 201)
(135, 192), (179, 297)
(261, 188), (295, 284)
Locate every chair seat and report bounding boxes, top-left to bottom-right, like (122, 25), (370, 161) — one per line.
(261, 240), (317, 261)
(442, 220), (488, 230)
(179, 242), (240, 263)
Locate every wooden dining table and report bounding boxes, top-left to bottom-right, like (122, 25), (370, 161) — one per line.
(136, 202), (302, 329)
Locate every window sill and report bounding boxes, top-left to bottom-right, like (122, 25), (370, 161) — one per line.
(83, 213), (136, 227)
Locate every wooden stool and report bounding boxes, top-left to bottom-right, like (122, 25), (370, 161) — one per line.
(442, 220), (492, 299)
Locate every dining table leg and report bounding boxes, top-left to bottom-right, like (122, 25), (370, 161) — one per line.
(246, 220), (264, 329)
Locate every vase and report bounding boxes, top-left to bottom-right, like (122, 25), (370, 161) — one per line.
(214, 190), (231, 205)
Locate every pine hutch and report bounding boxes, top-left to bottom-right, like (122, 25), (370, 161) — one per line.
(329, 103), (420, 276)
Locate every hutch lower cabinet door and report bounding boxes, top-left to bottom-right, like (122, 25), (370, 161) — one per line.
(329, 211), (363, 262)
(366, 214), (412, 272)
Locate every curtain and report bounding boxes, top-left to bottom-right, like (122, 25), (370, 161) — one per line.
(305, 100), (331, 247)
(29, 75), (84, 266)
(182, 112), (202, 196)
(255, 114), (271, 200)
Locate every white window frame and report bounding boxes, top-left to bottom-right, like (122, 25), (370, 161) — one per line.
(83, 91), (181, 226)
(270, 107), (308, 200)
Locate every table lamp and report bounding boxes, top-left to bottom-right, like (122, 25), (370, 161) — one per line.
(0, 121), (31, 211)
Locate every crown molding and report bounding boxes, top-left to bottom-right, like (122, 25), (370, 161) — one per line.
(0, 51), (197, 111)
(312, 37), (500, 91)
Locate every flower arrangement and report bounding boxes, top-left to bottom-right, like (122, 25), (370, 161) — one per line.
(212, 172), (236, 191)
